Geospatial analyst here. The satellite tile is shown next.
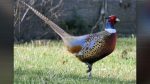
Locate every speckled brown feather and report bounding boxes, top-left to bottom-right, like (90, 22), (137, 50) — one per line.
(76, 31), (117, 64)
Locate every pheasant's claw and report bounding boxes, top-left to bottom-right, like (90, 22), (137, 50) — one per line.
(88, 71), (92, 79)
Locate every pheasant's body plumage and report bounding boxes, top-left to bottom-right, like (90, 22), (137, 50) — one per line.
(74, 31), (117, 64)
(21, 1), (120, 79)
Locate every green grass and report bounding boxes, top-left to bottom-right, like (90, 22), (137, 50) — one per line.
(14, 38), (136, 84)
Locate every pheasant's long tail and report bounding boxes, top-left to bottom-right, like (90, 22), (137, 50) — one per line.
(20, 1), (70, 39)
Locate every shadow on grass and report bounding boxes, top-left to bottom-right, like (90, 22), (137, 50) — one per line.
(14, 67), (136, 84)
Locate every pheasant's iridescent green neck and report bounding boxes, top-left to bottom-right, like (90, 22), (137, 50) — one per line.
(105, 21), (116, 33)
(105, 22), (114, 29)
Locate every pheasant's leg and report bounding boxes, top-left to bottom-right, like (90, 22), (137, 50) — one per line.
(86, 63), (92, 79)
(88, 70), (92, 79)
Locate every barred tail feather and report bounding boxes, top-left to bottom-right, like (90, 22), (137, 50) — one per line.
(20, 1), (70, 39)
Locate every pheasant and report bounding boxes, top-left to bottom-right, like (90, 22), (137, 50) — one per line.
(20, 1), (120, 79)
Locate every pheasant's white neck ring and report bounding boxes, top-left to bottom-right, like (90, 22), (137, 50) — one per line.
(105, 21), (116, 33)
(105, 29), (116, 33)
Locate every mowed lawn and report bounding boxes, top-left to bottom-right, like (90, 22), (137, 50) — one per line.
(14, 38), (136, 84)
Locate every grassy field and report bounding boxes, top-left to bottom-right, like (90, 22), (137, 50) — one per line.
(14, 38), (136, 84)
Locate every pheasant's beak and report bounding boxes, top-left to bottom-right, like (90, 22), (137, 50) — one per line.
(116, 18), (120, 22)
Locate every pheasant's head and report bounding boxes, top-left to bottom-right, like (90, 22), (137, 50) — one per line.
(105, 15), (120, 33)
(106, 15), (120, 25)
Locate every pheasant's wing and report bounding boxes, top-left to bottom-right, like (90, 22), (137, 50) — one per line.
(76, 31), (111, 60)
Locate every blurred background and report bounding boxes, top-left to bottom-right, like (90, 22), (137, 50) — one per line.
(14, 0), (136, 42)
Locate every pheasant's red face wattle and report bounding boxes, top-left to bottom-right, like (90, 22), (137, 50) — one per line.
(108, 15), (117, 25)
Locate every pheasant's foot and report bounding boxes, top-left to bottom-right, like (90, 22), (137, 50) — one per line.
(85, 63), (92, 79)
(88, 71), (92, 79)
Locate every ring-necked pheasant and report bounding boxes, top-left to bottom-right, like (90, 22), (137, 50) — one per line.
(20, 1), (120, 79)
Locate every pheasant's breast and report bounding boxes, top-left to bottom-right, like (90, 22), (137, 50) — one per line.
(76, 33), (117, 63)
